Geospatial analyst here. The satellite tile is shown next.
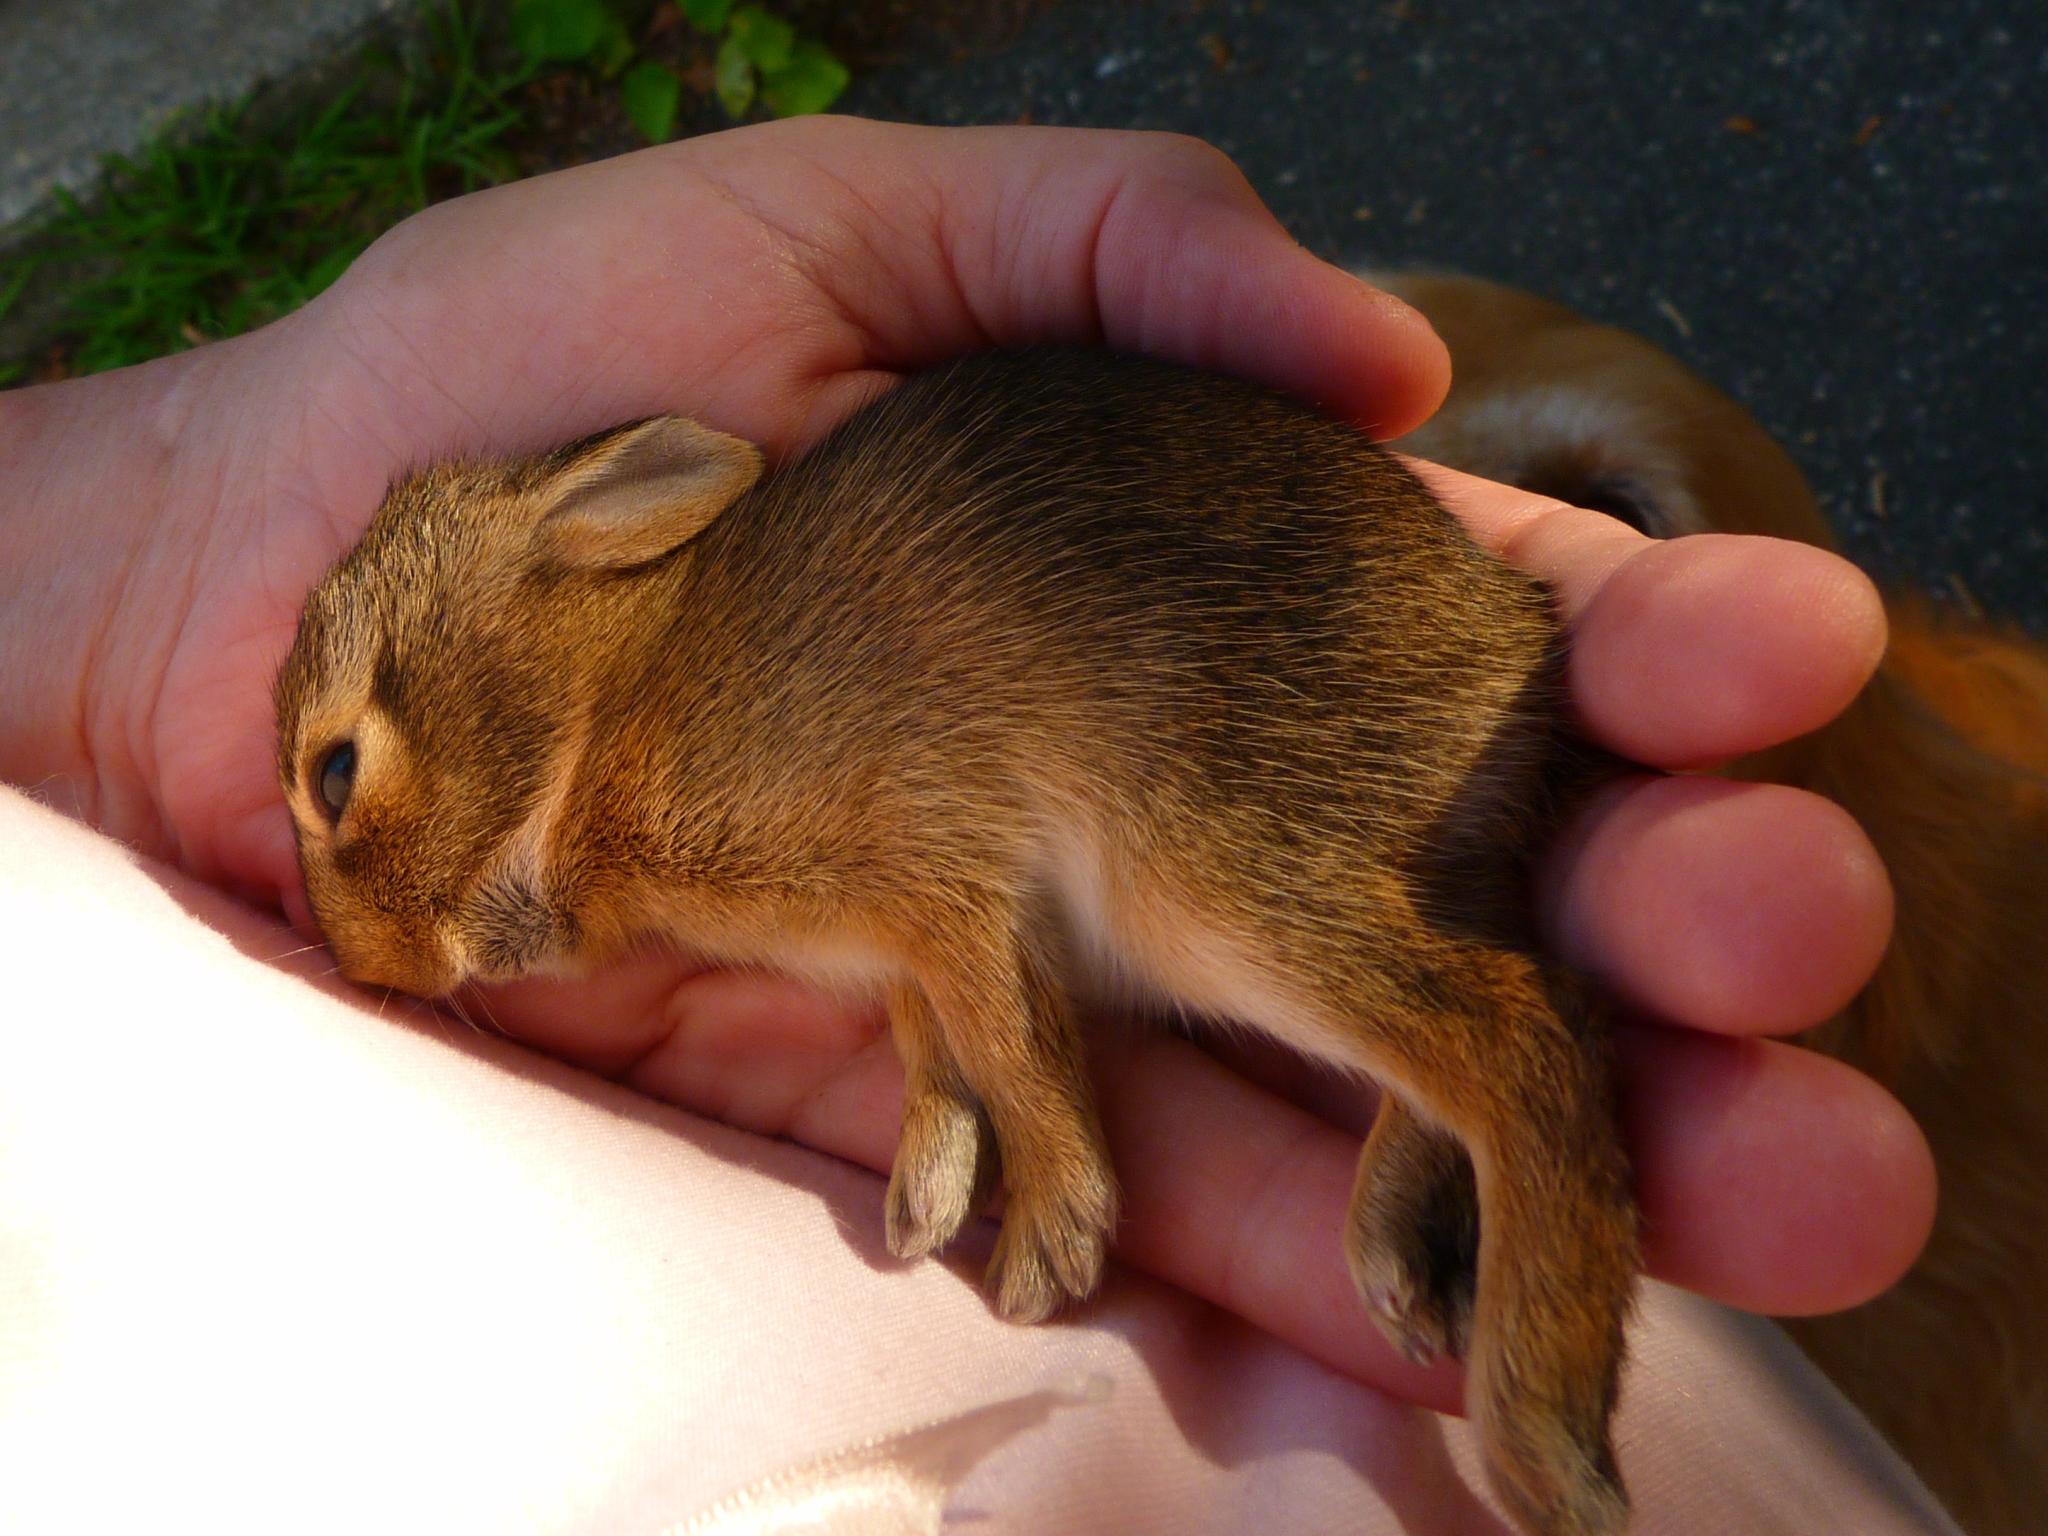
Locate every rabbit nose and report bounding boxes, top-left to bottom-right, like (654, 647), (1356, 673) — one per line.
(330, 927), (462, 1000)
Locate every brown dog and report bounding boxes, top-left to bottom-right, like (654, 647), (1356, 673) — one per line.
(1379, 270), (2048, 1536)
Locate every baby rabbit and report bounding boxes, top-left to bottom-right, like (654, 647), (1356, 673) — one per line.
(1376, 270), (2048, 1536)
(276, 347), (1636, 1536)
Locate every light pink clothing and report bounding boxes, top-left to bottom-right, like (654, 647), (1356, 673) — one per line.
(0, 789), (1957, 1534)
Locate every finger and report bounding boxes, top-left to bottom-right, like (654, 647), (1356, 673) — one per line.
(314, 118), (1450, 485)
(1192, 1027), (1384, 1138)
(1089, 1036), (1463, 1413)
(1082, 1007), (1925, 1313)
(1615, 1024), (1934, 1316)
(696, 118), (1452, 436)
(631, 983), (1462, 1412)
(468, 955), (729, 1071)
(1413, 466), (1888, 766)
(954, 127), (1451, 435)
(1094, 1027), (1929, 1411)
(1542, 775), (1895, 1035)
(541, 969), (1931, 1412)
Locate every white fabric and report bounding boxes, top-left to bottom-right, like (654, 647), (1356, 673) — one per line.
(0, 787), (1958, 1534)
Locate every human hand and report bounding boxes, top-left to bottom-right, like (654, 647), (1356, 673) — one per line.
(0, 117), (1928, 1413)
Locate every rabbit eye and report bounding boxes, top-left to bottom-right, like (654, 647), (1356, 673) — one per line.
(316, 740), (357, 822)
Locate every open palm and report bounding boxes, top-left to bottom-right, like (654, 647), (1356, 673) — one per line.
(40, 117), (1928, 1411)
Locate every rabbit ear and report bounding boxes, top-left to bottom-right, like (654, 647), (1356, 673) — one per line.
(534, 416), (763, 569)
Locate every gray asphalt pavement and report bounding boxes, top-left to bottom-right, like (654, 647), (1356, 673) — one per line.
(5, 0), (2041, 623)
(841, 1), (2047, 628)
(0, 0), (405, 229)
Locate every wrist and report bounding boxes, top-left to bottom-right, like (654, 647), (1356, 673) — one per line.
(0, 338), (245, 849)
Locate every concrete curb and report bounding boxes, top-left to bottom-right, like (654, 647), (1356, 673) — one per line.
(0, 0), (412, 235)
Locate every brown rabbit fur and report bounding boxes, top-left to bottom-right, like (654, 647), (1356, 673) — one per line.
(277, 348), (1638, 1536)
(1377, 270), (2048, 1536)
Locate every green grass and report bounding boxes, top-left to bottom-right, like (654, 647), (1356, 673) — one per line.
(0, 0), (849, 386)
(2, 2), (533, 381)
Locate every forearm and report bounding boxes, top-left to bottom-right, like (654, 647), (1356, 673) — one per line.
(0, 338), (242, 842)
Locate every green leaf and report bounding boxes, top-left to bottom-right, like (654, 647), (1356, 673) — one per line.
(680, 0), (734, 32)
(510, 0), (612, 63)
(592, 11), (637, 76)
(0, 257), (36, 324)
(714, 33), (757, 117)
(621, 61), (682, 142)
(728, 5), (795, 72)
(1, 0), (536, 379)
(761, 38), (849, 117)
